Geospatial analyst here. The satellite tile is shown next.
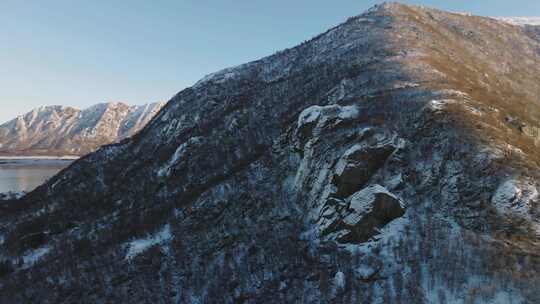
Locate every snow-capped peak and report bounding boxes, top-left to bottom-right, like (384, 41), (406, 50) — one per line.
(0, 102), (165, 156)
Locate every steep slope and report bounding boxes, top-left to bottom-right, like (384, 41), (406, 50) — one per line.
(0, 102), (165, 156)
(1, 3), (539, 303)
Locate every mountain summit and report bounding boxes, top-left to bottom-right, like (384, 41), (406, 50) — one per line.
(1, 3), (539, 303)
(0, 102), (165, 156)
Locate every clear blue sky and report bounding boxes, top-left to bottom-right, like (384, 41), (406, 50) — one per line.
(1, 0), (539, 124)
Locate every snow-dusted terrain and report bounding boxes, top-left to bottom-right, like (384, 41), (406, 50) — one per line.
(0, 102), (165, 156)
(1, 3), (540, 303)
(497, 17), (540, 26)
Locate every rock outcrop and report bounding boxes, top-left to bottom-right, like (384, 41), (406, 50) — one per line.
(325, 184), (405, 243)
(1, 3), (539, 303)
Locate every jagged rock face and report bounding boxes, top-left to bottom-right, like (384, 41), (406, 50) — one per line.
(1, 3), (540, 303)
(324, 184), (405, 244)
(331, 132), (399, 198)
(0, 102), (165, 156)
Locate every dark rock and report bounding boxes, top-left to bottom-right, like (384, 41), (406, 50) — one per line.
(338, 185), (405, 243)
(332, 137), (397, 198)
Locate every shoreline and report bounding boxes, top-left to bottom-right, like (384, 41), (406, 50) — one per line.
(0, 156), (79, 160)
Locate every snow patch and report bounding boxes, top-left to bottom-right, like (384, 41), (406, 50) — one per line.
(22, 246), (50, 268)
(436, 89), (470, 99)
(125, 224), (172, 260)
(0, 191), (26, 200)
(298, 106), (323, 127)
(355, 264), (378, 280)
(427, 99), (455, 111)
(297, 104), (359, 129)
(337, 105), (360, 120)
(333, 271), (345, 290)
(158, 137), (204, 177)
(385, 173), (403, 190)
(194, 64), (250, 87)
(491, 180), (521, 208)
(491, 179), (539, 236)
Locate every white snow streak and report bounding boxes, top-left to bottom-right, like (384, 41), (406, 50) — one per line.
(125, 224), (172, 260)
(22, 246), (50, 268)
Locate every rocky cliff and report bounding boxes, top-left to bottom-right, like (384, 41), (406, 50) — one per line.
(0, 102), (165, 156)
(1, 3), (539, 303)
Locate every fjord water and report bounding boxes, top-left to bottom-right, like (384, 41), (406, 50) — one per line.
(0, 158), (73, 193)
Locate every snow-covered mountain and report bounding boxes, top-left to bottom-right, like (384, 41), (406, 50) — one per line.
(2, 3), (540, 303)
(0, 102), (165, 156)
(497, 17), (540, 26)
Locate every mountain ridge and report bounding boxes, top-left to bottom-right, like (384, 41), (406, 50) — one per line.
(0, 101), (165, 156)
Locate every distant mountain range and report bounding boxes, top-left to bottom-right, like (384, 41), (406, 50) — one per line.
(0, 102), (165, 156)
(497, 17), (540, 26)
